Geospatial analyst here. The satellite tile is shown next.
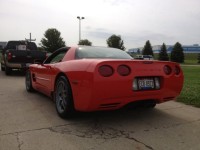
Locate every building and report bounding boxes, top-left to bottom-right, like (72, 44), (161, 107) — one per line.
(0, 42), (7, 49)
(152, 44), (200, 53)
(128, 44), (200, 54)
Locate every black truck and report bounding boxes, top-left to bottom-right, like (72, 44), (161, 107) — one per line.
(1, 41), (46, 75)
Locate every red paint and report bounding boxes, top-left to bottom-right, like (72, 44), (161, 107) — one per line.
(29, 47), (184, 112)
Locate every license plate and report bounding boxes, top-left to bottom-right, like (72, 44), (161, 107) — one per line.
(138, 78), (155, 90)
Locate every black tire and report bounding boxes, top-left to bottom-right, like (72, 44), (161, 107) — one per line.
(25, 70), (34, 92)
(144, 101), (156, 108)
(5, 66), (11, 75)
(54, 76), (75, 118)
(1, 63), (5, 71)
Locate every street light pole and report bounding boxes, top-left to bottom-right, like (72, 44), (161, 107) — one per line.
(77, 16), (85, 42)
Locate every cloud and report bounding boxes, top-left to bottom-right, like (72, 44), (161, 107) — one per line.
(120, 31), (177, 49)
(103, 0), (133, 6)
(85, 28), (113, 39)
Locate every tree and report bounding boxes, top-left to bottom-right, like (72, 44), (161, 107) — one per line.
(142, 40), (154, 56)
(171, 42), (184, 63)
(137, 48), (140, 54)
(106, 34), (125, 50)
(158, 43), (169, 61)
(40, 28), (66, 53)
(198, 53), (200, 64)
(78, 39), (92, 46)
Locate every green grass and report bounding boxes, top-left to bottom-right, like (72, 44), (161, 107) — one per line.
(184, 53), (199, 65)
(153, 53), (200, 65)
(184, 59), (198, 65)
(177, 66), (200, 107)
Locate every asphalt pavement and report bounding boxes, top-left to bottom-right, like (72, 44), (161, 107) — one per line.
(0, 70), (200, 150)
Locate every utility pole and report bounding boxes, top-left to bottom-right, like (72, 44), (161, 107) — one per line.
(25, 33), (36, 42)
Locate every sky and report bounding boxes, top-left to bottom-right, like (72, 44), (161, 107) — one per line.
(0, 0), (200, 49)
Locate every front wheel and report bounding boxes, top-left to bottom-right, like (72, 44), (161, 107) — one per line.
(25, 70), (34, 92)
(54, 76), (75, 118)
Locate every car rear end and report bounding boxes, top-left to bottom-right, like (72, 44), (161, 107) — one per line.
(75, 60), (184, 111)
(2, 41), (46, 70)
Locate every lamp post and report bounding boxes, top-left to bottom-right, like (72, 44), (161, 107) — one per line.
(77, 16), (85, 42)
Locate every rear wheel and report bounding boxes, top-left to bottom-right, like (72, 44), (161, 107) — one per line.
(54, 76), (75, 118)
(143, 101), (156, 108)
(25, 70), (34, 92)
(5, 65), (11, 75)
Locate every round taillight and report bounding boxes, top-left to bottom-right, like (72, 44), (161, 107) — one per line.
(117, 65), (131, 76)
(175, 66), (181, 75)
(98, 65), (114, 77)
(164, 65), (172, 75)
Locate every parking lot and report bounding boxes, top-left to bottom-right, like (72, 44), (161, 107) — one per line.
(0, 70), (200, 150)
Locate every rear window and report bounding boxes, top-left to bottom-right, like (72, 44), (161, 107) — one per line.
(5, 41), (37, 50)
(76, 46), (132, 59)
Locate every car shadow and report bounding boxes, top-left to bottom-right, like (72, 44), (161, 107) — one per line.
(1, 70), (25, 77)
(24, 88), (187, 127)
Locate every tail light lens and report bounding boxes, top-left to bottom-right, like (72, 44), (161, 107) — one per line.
(7, 52), (12, 60)
(175, 65), (181, 75)
(99, 65), (114, 77)
(164, 65), (172, 75)
(117, 65), (131, 76)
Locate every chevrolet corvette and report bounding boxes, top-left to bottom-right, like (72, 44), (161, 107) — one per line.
(25, 46), (184, 118)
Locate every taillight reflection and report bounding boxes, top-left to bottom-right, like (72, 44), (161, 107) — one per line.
(99, 65), (114, 77)
(175, 65), (181, 75)
(117, 65), (131, 76)
(164, 65), (172, 75)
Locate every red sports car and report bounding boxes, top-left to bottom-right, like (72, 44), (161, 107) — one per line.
(25, 46), (184, 118)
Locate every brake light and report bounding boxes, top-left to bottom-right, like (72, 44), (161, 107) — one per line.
(174, 65), (181, 75)
(117, 65), (131, 76)
(98, 65), (114, 77)
(164, 65), (172, 75)
(7, 52), (12, 60)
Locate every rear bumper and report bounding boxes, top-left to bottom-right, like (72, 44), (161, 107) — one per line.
(5, 61), (27, 69)
(74, 89), (178, 112)
(72, 76), (183, 112)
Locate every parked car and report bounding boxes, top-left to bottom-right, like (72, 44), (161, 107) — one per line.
(135, 55), (154, 60)
(1, 41), (46, 75)
(25, 46), (184, 118)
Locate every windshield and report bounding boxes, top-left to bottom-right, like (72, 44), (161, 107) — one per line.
(76, 46), (132, 59)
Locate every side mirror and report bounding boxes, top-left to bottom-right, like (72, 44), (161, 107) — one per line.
(34, 59), (43, 64)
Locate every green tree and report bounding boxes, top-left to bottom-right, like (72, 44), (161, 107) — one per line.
(137, 48), (140, 54)
(40, 28), (66, 53)
(158, 43), (169, 61)
(171, 42), (184, 63)
(37, 47), (45, 51)
(142, 40), (154, 56)
(106, 34), (125, 50)
(198, 53), (200, 63)
(78, 39), (92, 46)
